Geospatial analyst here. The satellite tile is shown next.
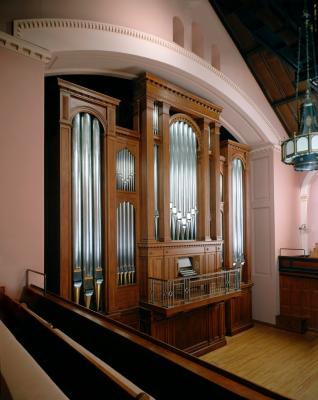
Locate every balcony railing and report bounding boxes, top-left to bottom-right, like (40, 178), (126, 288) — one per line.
(148, 268), (241, 308)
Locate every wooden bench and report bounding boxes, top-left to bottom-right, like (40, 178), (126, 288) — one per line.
(15, 285), (289, 399)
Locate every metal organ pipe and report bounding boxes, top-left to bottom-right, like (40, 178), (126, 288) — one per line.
(169, 120), (197, 240)
(81, 113), (94, 308)
(232, 158), (245, 268)
(154, 144), (159, 240)
(72, 114), (82, 305)
(92, 119), (103, 310)
(71, 113), (104, 310)
(116, 148), (135, 192)
(117, 202), (135, 285)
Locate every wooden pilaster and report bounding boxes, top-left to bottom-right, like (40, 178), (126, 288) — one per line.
(197, 118), (211, 241)
(140, 98), (155, 242)
(158, 102), (171, 242)
(210, 122), (221, 240)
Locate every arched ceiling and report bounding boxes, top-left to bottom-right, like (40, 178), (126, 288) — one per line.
(210, 0), (318, 138)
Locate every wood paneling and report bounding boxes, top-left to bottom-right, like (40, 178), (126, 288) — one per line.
(221, 140), (252, 333)
(226, 284), (253, 335)
(148, 302), (226, 356)
(278, 256), (318, 331)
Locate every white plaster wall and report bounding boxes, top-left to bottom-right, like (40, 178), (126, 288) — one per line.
(0, 47), (44, 299)
(0, 0), (287, 145)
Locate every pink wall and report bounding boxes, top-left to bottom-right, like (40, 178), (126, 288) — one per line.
(274, 150), (301, 255)
(0, 47), (44, 299)
(308, 173), (318, 251)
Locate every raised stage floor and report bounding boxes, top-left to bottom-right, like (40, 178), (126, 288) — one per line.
(201, 323), (318, 400)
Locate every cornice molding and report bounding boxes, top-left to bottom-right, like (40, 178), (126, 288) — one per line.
(0, 30), (51, 63)
(144, 72), (222, 117)
(14, 18), (282, 141)
(250, 143), (281, 155)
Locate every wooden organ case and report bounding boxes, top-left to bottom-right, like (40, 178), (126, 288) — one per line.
(221, 140), (253, 335)
(46, 73), (252, 356)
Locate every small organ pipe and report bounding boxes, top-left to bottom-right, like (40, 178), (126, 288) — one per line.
(117, 202), (135, 285)
(116, 148), (135, 192)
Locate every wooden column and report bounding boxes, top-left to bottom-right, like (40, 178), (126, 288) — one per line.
(210, 122), (221, 240)
(158, 102), (171, 242)
(197, 118), (211, 241)
(105, 106), (117, 312)
(222, 143), (232, 269)
(140, 98), (155, 242)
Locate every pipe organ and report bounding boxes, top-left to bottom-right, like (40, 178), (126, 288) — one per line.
(46, 73), (252, 356)
(116, 148), (135, 192)
(232, 158), (245, 268)
(169, 118), (197, 241)
(116, 202), (136, 285)
(221, 140), (252, 336)
(72, 113), (103, 309)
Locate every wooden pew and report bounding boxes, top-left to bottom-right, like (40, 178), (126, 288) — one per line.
(17, 285), (288, 400)
(0, 290), (152, 399)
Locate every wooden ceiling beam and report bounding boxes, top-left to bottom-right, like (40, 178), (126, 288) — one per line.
(272, 90), (306, 106)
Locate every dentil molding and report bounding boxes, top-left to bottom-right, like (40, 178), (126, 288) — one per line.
(0, 30), (51, 63)
(13, 18), (281, 141)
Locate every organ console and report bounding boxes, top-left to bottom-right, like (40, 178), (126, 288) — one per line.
(45, 72), (252, 355)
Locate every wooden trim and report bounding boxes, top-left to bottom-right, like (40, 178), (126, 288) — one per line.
(58, 78), (120, 107)
(139, 72), (222, 120)
(116, 126), (140, 139)
(141, 291), (241, 317)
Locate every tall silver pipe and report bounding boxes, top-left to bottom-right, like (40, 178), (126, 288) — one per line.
(169, 121), (197, 240)
(72, 113), (82, 303)
(81, 113), (94, 305)
(154, 144), (159, 240)
(81, 114), (93, 278)
(92, 118), (103, 310)
(92, 119), (102, 270)
(132, 204), (135, 282)
(232, 158), (244, 267)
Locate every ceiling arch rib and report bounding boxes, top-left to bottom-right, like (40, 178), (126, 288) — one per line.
(14, 18), (286, 146)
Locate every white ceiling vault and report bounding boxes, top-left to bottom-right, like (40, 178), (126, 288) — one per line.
(13, 17), (286, 147)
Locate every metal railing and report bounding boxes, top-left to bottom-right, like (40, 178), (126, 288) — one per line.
(148, 268), (241, 308)
(26, 269), (47, 294)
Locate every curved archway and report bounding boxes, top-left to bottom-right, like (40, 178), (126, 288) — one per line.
(173, 16), (184, 47)
(15, 18), (285, 146)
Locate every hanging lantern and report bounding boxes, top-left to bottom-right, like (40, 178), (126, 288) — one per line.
(281, 6), (318, 171)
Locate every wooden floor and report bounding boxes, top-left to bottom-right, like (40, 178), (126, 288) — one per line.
(201, 324), (318, 400)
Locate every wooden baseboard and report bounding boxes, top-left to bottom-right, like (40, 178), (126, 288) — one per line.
(186, 337), (227, 357)
(252, 319), (276, 328)
(227, 322), (254, 336)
